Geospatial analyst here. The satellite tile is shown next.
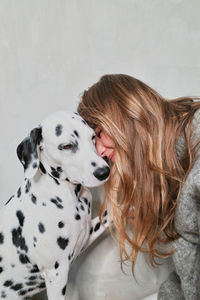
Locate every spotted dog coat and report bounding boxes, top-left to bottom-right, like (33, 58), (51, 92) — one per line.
(0, 111), (110, 300)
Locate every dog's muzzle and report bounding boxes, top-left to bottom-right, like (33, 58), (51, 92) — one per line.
(93, 166), (110, 181)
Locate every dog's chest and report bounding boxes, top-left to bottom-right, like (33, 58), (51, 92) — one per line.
(2, 177), (92, 267)
(21, 180), (91, 254)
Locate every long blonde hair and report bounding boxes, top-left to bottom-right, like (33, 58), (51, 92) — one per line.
(78, 74), (200, 272)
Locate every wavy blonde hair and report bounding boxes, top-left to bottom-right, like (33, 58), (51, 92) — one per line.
(77, 74), (200, 272)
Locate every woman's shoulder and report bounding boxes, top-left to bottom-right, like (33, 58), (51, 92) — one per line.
(190, 108), (200, 147)
(192, 108), (200, 126)
(176, 108), (200, 158)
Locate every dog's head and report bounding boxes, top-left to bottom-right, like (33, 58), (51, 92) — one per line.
(17, 111), (110, 187)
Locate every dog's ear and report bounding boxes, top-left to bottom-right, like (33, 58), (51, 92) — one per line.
(17, 127), (42, 179)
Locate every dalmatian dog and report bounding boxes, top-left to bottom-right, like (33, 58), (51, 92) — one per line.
(0, 111), (110, 300)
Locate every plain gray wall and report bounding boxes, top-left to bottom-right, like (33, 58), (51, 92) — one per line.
(0, 1), (200, 299)
(1, 0), (200, 201)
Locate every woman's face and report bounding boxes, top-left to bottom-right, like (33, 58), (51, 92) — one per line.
(94, 127), (115, 162)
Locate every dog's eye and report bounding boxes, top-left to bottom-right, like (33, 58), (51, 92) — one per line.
(62, 144), (74, 150)
(58, 142), (78, 151)
(58, 144), (75, 151)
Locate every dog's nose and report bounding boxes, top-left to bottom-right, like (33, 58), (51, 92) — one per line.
(93, 166), (110, 181)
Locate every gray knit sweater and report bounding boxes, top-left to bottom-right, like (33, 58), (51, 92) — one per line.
(158, 111), (200, 300)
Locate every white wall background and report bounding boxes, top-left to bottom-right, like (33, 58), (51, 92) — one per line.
(0, 0), (200, 299)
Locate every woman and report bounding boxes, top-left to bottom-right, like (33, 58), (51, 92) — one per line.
(77, 74), (200, 300)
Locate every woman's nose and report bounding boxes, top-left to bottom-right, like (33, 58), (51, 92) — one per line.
(95, 138), (105, 157)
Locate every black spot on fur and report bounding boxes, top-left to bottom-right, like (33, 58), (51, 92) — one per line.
(50, 197), (64, 209)
(90, 227), (93, 235)
(0, 232), (4, 244)
(80, 204), (85, 211)
(11, 283), (23, 291)
(62, 284), (67, 296)
(5, 195), (14, 205)
(58, 144), (63, 150)
(39, 162), (46, 174)
(55, 261), (59, 269)
(29, 275), (37, 280)
(55, 124), (63, 136)
(25, 280), (37, 286)
(58, 221), (64, 228)
(50, 166), (62, 179)
(32, 162), (37, 168)
(57, 237), (69, 250)
(38, 223), (45, 233)
(56, 196), (62, 203)
(0, 267), (3, 273)
(0, 257), (2, 262)
(74, 184), (81, 196)
(18, 290), (28, 296)
(19, 253), (30, 264)
(17, 187), (22, 198)
(31, 193), (37, 204)
(50, 167), (59, 178)
(51, 176), (60, 185)
(1, 291), (6, 298)
(82, 119), (87, 125)
(75, 214), (81, 220)
(16, 210), (25, 227)
(3, 280), (13, 287)
(74, 130), (79, 138)
(74, 139), (79, 150)
(83, 198), (88, 205)
(91, 162), (97, 167)
(94, 222), (100, 232)
(12, 227), (28, 252)
(57, 167), (63, 173)
(30, 265), (39, 273)
(25, 180), (31, 193)
(28, 287), (35, 292)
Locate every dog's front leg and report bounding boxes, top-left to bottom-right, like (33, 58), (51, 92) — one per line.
(42, 262), (69, 300)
